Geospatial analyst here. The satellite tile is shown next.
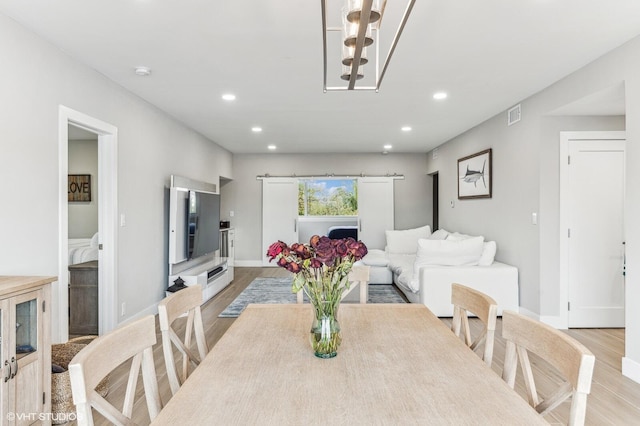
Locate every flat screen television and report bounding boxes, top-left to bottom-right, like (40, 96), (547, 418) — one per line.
(186, 190), (220, 260)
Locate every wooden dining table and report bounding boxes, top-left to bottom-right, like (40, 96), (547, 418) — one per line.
(151, 304), (546, 425)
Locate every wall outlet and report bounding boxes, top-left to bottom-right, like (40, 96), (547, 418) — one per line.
(121, 302), (126, 316)
(230, 210), (234, 217)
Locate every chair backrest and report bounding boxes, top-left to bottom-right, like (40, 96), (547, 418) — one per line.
(69, 315), (162, 426)
(296, 265), (370, 304)
(501, 310), (595, 425)
(158, 285), (209, 396)
(450, 283), (498, 366)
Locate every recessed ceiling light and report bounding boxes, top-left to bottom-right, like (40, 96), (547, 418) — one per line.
(401, 126), (412, 132)
(222, 94), (236, 101)
(134, 66), (151, 76)
(267, 145), (276, 150)
(433, 92), (448, 100)
(383, 144), (393, 150)
(252, 127), (263, 133)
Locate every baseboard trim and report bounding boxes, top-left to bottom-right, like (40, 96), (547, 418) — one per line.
(539, 315), (568, 330)
(516, 307), (538, 320)
(118, 303), (158, 327)
(622, 357), (640, 384)
(517, 308), (567, 329)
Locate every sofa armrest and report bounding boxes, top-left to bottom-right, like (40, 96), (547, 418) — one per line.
(417, 262), (519, 317)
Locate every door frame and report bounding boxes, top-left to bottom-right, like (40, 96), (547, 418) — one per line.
(559, 130), (625, 329)
(58, 106), (118, 343)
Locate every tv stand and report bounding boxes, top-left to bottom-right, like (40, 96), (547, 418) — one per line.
(169, 257), (230, 303)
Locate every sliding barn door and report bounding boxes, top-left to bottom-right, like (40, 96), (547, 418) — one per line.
(357, 177), (394, 250)
(262, 178), (299, 265)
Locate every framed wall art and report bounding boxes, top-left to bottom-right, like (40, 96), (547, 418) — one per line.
(457, 149), (492, 199)
(68, 174), (92, 202)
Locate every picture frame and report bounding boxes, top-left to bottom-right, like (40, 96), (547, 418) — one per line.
(457, 149), (492, 199)
(68, 174), (92, 202)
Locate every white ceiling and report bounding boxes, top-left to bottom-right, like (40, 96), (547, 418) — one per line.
(2, 1), (639, 154)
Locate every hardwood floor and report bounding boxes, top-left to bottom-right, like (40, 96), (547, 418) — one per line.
(69, 267), (640, 425)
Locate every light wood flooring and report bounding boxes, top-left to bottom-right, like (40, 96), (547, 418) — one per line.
(67, 267), (640, 425)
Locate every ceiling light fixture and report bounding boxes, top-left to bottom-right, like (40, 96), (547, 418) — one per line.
(401, 126), (412, 132)
(267, 145), (277, 150)
(433, 92), (448, 100)
(134, 66), (151, 76)
(322, 0), (416, 92)
(222, 94), (236, 101)
(383, 144), (392, 150)
(252, 127), (263, 132)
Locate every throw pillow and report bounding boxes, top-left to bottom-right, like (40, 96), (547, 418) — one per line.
(478, 241), (497, 266)
(90, 232), (99, 247)
(446, 232), (474, 241)
(413, 236), (485, 273)
(385, 225), (431, 254)
(429, 229), (449, 240)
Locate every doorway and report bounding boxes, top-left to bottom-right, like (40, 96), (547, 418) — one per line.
(560, 131), (626, 328)
(68, 128), (99, 336)
(431, 172), (439, 230)
(58, 106), (118, 343)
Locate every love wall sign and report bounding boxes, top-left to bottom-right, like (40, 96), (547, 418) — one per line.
(68, 174), (91, 202)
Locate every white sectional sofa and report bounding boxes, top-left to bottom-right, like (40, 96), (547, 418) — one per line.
(359, 226), (519, 317)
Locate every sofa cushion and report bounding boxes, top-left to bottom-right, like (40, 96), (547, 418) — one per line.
(385, 225), (431, 254)
(360, 249), (390, 267)
(478, 241), (497, 266)
(388, 254), (418, 292)
(429, 229), (449, 240)
(446, 232), (473, 241)
(414, 236), (485, 269)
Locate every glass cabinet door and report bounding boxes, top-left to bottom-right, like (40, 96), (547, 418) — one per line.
(14, 298), (37, 360)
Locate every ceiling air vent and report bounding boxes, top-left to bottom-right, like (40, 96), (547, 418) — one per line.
(507, 104), (521, 126)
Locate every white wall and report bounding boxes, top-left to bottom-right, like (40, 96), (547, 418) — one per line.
(426, 115), (624, 315)
(68, 139), (98, 238)
(229, 153), (432, 264)
(428, 33), (640, 381)
(0, 14), (232, 325)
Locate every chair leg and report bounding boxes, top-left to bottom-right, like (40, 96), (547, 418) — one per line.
(359, 280), (368, 304)
(162, 329), (181, 396)
(194, 307), (209, 360)
(502, 340), (518, 388)
(141, 347), (162, 421)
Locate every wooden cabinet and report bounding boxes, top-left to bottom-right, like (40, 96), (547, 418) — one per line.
(0, 276), (54, 426)
(68, 261), (98, 335)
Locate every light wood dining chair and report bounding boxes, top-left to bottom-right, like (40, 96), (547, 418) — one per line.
(158, 284), (209, 396)
(450, 283), (498, 367)
(501, 310), (595, 426)
(68, 315), (162, 426)
(296, 265), (370, 304)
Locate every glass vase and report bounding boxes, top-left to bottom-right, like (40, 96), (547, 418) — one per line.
(309, 301), (341, 358)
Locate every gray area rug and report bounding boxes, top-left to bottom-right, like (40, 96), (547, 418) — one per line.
(219, 277), (406, 318)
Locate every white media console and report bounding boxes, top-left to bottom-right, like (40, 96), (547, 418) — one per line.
(167, 175), (235, 303)
(169, 257), (231, 303)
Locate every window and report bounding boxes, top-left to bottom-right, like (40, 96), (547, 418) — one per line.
(298, 179), (357, 216)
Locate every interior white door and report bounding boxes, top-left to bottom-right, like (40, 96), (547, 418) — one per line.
(357, 177), (394, 250)
(568, 139), (625, 327)
(262, 178), (299, 265)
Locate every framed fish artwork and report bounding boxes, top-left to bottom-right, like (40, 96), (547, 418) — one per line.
(458, 149), (492, 199)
